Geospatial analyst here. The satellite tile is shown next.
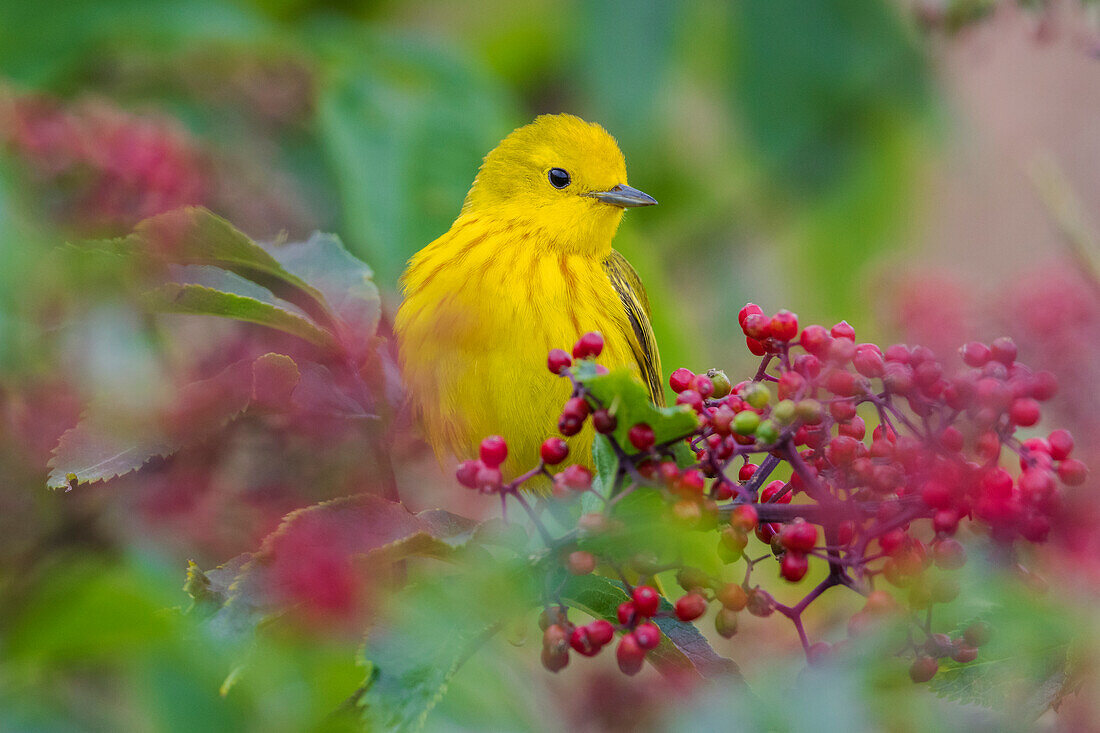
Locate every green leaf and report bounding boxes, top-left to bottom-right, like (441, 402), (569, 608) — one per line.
(357, 558), (534, 733)
(145, 282), (337, 349)
(590, 434), (619, 499)
(46, 358), (254, 490)
(578, 366), (698, 448)
(132, 208), (334, 326)
(313, 30), (517, 287)
(561, 574), (742, 682)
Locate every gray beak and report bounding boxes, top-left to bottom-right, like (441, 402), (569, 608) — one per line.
(588, 184), (657, 208)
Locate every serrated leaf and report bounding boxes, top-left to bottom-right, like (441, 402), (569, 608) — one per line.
(561, 574), (742, 682)
(133, 208), (333, 323)
(578, 366), (698, 449)
(46, 358), (254, 489)
(200, 495), (481, 639)
(262, 232), (381, 358)
(145, 282), (337, 349)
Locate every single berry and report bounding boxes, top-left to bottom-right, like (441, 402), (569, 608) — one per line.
(738, 302), (764, 328)
(632, 585), (661, 617)
(566, 550), (596, 575)
(541, 646), (569, 672)
(540, 437), (569, 465)
(707, 369), (732, 398)
(479, 435), (508, 467)
(617, 601), (637, 626)
(830, 320), (856, 341)
(476, 464), (502, 492)
(573, 331), (604, 359)
(746, 590), (775, 617)
(1048, 429), (1074, 460)
(742, 312), (772, 340)
(733, 410), (760, 435)
(717, 583), (748, 611)
(547, 348), (573, 375)
(770, 310), (799, 341)
(628, 423), (655, 450)
(592, 408), (617, 434)
(693, 375), (715, 399)
(780, 551), (809, 582)
(634, 622), (660, 650)
(780, 520), (818, 552)
(952, 645), (979, 664)
(909, 656), (939, 683)
(963, 621), (991, 647)
(1009, 398), (1041, 427)
(669, 367), (694, 393)
(456, 459), (480, 489)
(569, 626), (600, 656)
(616, 634), (646, 675)
(960, 341), (991, 367)
(715, 608), (739, 638)
(1058, 459), (1088, 486)
(675, 593), (708, 622)
(588, 619), (615, 646)
(730, 504), (759, 532)
(989, 336), (1017, 365)
(559, 465), (593, 491)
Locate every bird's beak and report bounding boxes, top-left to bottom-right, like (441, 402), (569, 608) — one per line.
(588, 184), (657, 208)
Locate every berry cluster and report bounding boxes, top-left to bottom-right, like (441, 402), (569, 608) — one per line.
(455, 308), (1088, 681)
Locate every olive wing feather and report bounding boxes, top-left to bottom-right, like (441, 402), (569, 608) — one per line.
(602, 250), (664, 406)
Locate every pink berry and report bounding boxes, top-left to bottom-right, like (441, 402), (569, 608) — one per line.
(456, 459), (480, 489)
(1048, 430), (1074, 460)
(738, 302), (763, 329)
(1009, 398), (1041, 427)
(780, 520), (818, 552)
(989, 336), (1017, 365)
(780, 551), (809, 582)
(830, 321), (856, 341)
(1058, 459), (1088, 486)
(616, 634), (646, 675)
(959, 341), (990, 368)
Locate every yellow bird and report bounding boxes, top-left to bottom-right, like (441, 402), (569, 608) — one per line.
(395, 114), (662, 478)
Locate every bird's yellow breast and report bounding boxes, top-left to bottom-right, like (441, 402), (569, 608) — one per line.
(395, 212), (641, 477)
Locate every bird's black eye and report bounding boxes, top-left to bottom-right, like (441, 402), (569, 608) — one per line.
(548, 168), (571, 189)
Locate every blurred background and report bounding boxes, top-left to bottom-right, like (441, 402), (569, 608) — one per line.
(3, 0), (1100, 730)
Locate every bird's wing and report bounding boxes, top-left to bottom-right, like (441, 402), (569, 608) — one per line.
(602, 249), (665, 406)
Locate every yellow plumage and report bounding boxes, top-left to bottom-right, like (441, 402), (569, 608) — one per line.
(395, 114), (662, 477)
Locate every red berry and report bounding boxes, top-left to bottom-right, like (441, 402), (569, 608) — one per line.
(616, 633), (646, 675)
(960, 341), (990, 367)
(770, 310), (799, 341)
(627, 423), (655, 451)
(761, 480), (792, 504)
(742, 312), (772, 340)
(456, 459), (480, 489)
(745, 336), (766, 356)
(592, 408), (617, 434)
(780, 520), (818, 552)
(780, 551), (809, 582)
(570, 626), (600, 656)
(634, 622), (661, 650)
(479, 435), (508, 467)
(632, 585), (660, 617)
(1009, 398), (1041, 427)
(692, 375), (715, 399)
(909, 656), (939, 683)
(675, 389), (704, 412)
(989, 336), (1017, 365)
(1048, 429), (1074, 460)
(738, 302), (764, 328)
(617, 601), (637, 626)
(559, 465), (593, 491)
(940, 426), (964, 452)
(828, 338), (857, 364)
(573, 331), (604, 359)
(669, 367), (694, 393)
(540, 437), (569, 465)
(1030, 370), (1058, 400)
(738, 463), (758, 481)
(920, 480), (952, 510)
(541, 646), (569, 672)
(952, 645), (978, 664)
(1058, 459), (1088, 486)
(675, 593), (707, 622)
(547, 348), (573, 374)
(567, 551), (596, 575)
(588, 619), (615, 646)
(884, 343), (911, 363)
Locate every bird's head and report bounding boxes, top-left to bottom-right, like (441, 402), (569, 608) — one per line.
(462, 114), (656, 255)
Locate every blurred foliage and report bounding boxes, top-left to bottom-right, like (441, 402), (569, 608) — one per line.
(0, 0), (1096, 731)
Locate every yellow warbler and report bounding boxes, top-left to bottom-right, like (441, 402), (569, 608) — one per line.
(395, 113), (662, 477)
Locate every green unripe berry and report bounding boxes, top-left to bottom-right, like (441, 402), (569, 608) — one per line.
(744, 383), (771, 409)
(756, 420), (779, 444)
(796, 399), (824, 424)
(772, 399), (797, 424)
(707, 369), (732, 398)
(733, 410), (761, 435)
